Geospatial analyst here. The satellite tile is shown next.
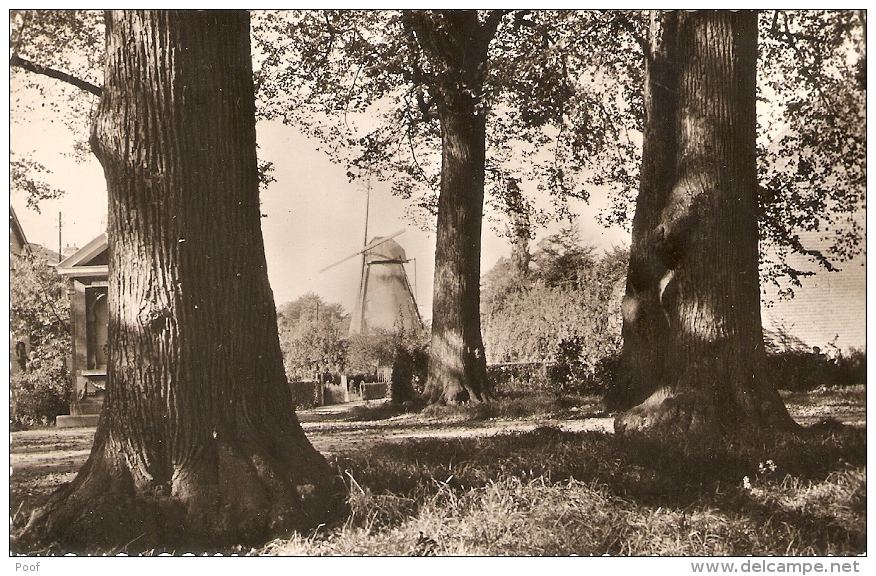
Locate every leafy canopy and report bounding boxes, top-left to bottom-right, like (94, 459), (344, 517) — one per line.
(10, 10), (866, 296)
(252, 9), (643, 234)
(756, 10), (866, 296)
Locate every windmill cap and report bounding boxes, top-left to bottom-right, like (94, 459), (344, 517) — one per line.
(364, 237), (407, 263)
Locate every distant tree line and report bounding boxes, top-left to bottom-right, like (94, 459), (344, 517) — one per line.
(276, 292), (429, 384)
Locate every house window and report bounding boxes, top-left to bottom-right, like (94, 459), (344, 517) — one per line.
(85, 286), (108, 370)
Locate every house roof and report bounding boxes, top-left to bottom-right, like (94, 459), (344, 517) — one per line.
(57, 232), (108, 278)
(9, 206), (32, 256)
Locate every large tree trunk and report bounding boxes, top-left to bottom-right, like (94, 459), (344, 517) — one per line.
(608, 11), (795, 435)
(426, 103), (491, 403)
(18, 10), (344, 553)
(404, 11), (501, 404)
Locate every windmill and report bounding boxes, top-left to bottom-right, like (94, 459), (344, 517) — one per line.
(320, 188), (423, 337)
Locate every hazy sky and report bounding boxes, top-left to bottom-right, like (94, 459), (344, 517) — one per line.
(7, 54), (866, 352)
(8, 106), (630, 322)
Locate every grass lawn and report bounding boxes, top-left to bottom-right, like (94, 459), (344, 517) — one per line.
(9, 385), (866, 556)
(270, 426), (865, 555)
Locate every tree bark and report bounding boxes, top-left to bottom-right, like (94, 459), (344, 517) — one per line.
(504, 179), (532, 281)
(18, 10), (344, 553)
(403, 11), (500, 404)
(427, 103), (491, 403)
(609, 11), (796, 435)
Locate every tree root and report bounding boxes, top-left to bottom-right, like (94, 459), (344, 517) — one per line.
(615, 382), (804, 439)
(614, 387), (722, 438)
(14, 435), (347, 554)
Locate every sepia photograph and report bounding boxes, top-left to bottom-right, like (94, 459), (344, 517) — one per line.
(6, 7), (867, 565)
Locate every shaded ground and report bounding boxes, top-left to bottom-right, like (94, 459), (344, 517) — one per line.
(779, 386), (867, 427)
(298, 400), (613, 455)
(9, 385), (866, 531)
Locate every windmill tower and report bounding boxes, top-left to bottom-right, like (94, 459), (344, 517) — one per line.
(321, 187), (423, 337)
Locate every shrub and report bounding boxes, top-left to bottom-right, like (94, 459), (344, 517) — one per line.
(324, 383), (348, 405)
(487, 362), (551, 395)
(409, 346), (430, 393)
(481, 234), (626, 400)
(481, 234), (626, 370)
(362, 382), (388, 400)
(489, 350), (620, 398)
(10, 249), (71, 430)
(834, 348), (866, 385)
(389, 342), (430, 399)
(10, 370), (70, 430)
(766, 349), (867, 391)
(592, 352), (621, 392)
(390, 345), (416, 403)
(289, 380), (319, 409)
(546, 337), (592, 394)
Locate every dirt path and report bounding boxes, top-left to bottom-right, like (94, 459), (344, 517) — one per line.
(10, 413), (612, 488)
(8, 408), (611, 523)
(301, 413), (614, 455)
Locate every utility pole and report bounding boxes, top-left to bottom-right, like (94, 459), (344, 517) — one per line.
(58, 212), (62, 262)
(356, 175), (371, 334)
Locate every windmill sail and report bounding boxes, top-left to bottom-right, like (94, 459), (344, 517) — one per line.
(318, 230), (406, 273)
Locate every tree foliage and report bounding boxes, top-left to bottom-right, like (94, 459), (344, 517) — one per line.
(253, 8), (865, 299)
(276, 292), (349, 380)
(756, 10), (866, 295)
(252, 10), (642, 235)
(12, 9), (864, 297)
(10, 154), (66, 212)
(9, 9), (105, 222)
(9, 8), (278, 191)
(482, 226), (628, 368)
(10, 248), (71, 429)
(9, 10), (104, 138)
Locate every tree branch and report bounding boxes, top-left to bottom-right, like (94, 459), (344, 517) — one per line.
(10, 10), (32, 57)
(481, 9), (510, 45)
(10, 53), (102, 97)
